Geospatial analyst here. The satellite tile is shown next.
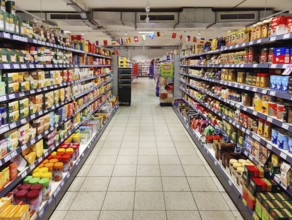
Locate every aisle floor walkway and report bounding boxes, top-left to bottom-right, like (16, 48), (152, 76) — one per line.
(50, 78), (243, 220)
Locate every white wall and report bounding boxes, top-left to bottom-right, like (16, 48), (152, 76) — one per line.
(118, 48), (172, 62)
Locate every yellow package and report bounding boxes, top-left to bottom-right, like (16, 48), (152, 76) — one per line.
(19, 134), (30, 145)
(8, 101), (19, 113)
(19, 98), (29, 110)
(24, 152), (36, 164)
(2, 167), (9, 184)
(22, 147), (31, 157)
(7, 82), (19, 94)
(20, 81), (30, 92)
(20, 108), (29, 118)
(31, 140), (43, 158)
(0, 197), (12, 213)
(13, 204), (30, 220)
(5, 129), (18, 140)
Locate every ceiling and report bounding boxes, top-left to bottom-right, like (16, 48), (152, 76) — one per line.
(15, 0), (292, 47)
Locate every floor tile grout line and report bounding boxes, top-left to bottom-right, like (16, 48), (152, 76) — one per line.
(162, 107), (202, 220)
(152, 106), (168, 220)
(96, 109), (125, 220)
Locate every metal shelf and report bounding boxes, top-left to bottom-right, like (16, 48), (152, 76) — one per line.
(181, 32), (292, 59)
(0, 73), (111, 103)
(0, 95), (113, 198)
(180, 63), (289, 69)
(0, 32), (112, 59)
(180, 87), (292, 164)
(173, 107), (253, 220)
(180, 73), (292, 101)
(0, 63), (112, 70)
(180, 81), (292, 133)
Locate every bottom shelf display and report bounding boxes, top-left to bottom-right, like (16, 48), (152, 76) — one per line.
(0, 97), (119, 220)
(173, 99), (292, 220)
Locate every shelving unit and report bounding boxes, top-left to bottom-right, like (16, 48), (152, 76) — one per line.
(0, 26), (117, 219)
(177, 29), (292, 219)
(38, 104), (118, 220)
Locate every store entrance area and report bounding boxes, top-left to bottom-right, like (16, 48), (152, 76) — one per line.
(50, 78), (242, 220)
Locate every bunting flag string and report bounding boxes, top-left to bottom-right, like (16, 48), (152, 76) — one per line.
(100, 33), (213, 46)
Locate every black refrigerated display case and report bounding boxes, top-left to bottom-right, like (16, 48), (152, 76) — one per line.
(118, 68), (132, 106)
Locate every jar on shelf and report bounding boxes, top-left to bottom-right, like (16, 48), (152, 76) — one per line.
(260, 48), (268, 63)
(39, 178), (51, 201)
(264, 121), (271, 139)
(27, 190), (42, 211)
(261, 20), (270, 38)
(53, 162), (63, 182)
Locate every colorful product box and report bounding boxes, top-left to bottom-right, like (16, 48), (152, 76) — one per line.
(273, 48), (290, 64)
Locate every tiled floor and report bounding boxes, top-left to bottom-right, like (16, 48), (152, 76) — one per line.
(50, 78), (243, 220)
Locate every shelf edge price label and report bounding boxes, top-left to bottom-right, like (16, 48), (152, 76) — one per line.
(252, 110), (258, 116)
(30, 163), (36, 170)
(280, 152), (287, 160)
(282, 123), (289, 130)
(11, 150), (18, 158)
(283, 33), (290, 39)
(266, 144), (272, 150)
(9, 94), (16, 99)
(10, 122), (17, 129)
(267, 117), (273, 123)
(13, 64), (20, 69)
(3, 64), (10, 69)
(20, 118), (27, 124)
(270, 36), (276, 41)
(21, 170), (28, 179)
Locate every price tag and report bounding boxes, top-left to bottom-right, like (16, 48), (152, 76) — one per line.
(3, 64), (10, 69)
(4, 154), (11, 162)
(20, 118), (27, 124)
(252, 110), (258, 116)
(283, 33), (290, 39)
(3, 32), (10, 38)
(252, 87), (257, 92)
(31, 139), (36, 144)
(30, 162), (36, 170)
(240, 85), (244, 89)
(252, 134), (261, 142)
(13, 64), (20, 69)
(36, 64), (43, 68)
(10, 123), (17, 129)
(249, 154), (253, 161)
(31, 114), (36, 119)
(270, 36), (277, 41)
(270, 90), (276, 96)
(21, 144), (27, 150)
(280, 152), (287, 160)
(45, 130), (49, 135)
(20, 64), (27, 69)
(256, 39), (262, 44)
(253, 64), (258, 68)
(282, 123), (289, 130)
(29, 64), (34, 69)
(214, 160), (218, 166)
(266, 144), (272, 150)
(9, 94), (16, 99)
(21, 170), (28, 178)
(11, 150), (17, 158)
(0, 125), (9, 134)
(262, 89), (267, 94)
(44, 151), (49, 157)
(46, 64), (53, 68)
(267, 117), (273, 123)
(228, 180), (232, 186)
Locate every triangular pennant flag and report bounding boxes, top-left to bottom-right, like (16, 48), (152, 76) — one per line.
(134, 36), (139, 42)
(172, 33), (177, 39)
(179, 34), (183, 40)
(126, 37), (131, 44)
(193, 37), (197, 43)
(119, 38), (124, 45)
(103, 40), (108, 46)
(157, 32), (161, 37)
(150, 33), (154, 39)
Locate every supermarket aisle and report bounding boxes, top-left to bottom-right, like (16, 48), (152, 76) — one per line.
(50, 78), (243, 220)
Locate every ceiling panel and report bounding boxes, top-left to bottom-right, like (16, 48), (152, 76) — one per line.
(15, 0), (74, 11)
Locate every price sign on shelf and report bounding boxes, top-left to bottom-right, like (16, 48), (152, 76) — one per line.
(282, 123), (289, 130)
(282, 64), (292, 76)
(266, 144), (272, 150)
(280, 152), (287, 160)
